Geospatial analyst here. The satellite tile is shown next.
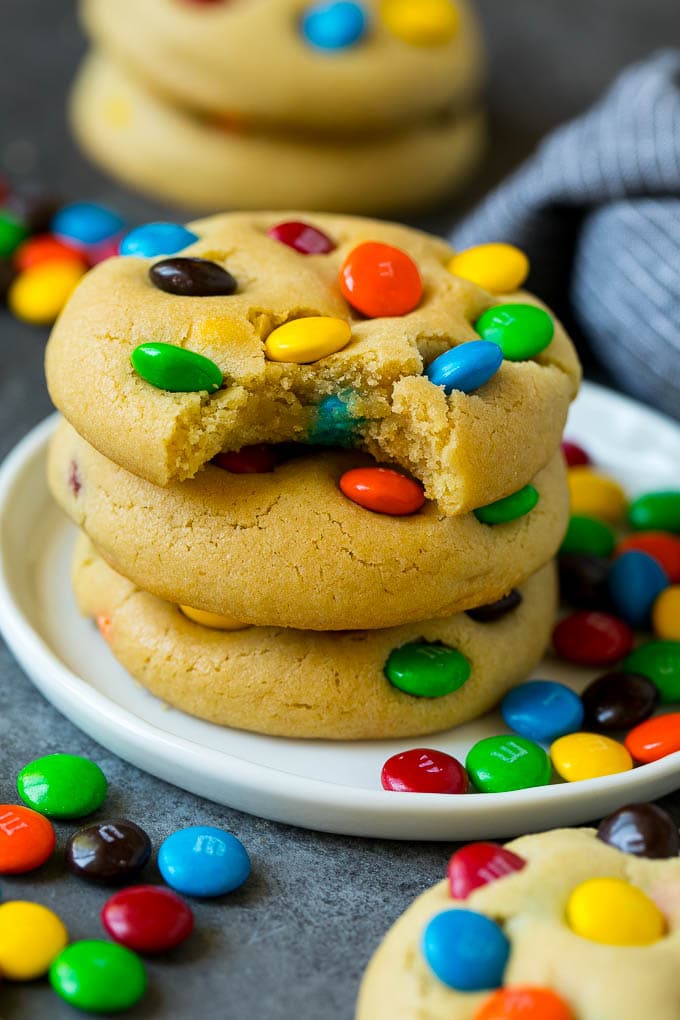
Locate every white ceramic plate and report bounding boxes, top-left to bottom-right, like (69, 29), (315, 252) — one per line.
(1, 383), (679, 841)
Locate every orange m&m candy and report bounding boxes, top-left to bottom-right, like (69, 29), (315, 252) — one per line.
(0, 804), (56, 874)
(13, 233), (86, 272)
(475, 986), (574, 1020)
(625, 713), (680, 764)
(339, 241), (423, 318)
(615, 532), (680, 583)
(339, 466), (425, 516)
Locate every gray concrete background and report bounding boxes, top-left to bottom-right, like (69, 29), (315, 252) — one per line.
(1, 2), (679, 1018)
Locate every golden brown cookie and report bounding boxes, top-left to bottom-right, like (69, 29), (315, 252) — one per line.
(357, 828), (680, 1020)
(50, 420), (569, 630)
(73, 535), (557, 740)
(46, 212), (581, 515)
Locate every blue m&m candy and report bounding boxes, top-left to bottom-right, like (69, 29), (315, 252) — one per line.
(501, 680), (584, 744)
(158, 826), (251, 898)
(422, 909), (509, 991)
(426, 340), (503, 395)
(301, 1), (368, 50)
(52, 202), (125, 247)
(120, 223), (199, 258)
(609, 550), (669, 629)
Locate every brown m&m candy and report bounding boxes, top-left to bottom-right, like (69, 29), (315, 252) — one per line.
(597, 804), (680, 859)
(149, 257), (237, 296)
(581, 671), (659, 731)
(66, 818), (152, 883)
(466, 590), (522, 623)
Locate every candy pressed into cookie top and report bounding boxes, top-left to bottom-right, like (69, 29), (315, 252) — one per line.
(45, 212), (581, 514)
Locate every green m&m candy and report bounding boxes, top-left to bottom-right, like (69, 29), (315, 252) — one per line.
(50, 941), (146, 1012)
(466, 735), (552, 793)
(385, 642), (471, 698)
(623, 640), (680, 703)
(628, 491), (680, 533)
(131, 341), (223, 393)
(475, 303), (555, 361)
(474, 484), (539, 525)
(560, 514), (616, 558)
(0, 210), (29, 257)
(17, 753), (107, 819)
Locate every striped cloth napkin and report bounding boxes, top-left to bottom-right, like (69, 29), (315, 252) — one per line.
(451, 50), (680, 420)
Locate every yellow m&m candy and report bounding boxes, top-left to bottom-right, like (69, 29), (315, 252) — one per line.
(179, 605), (249, 631)
(8, 260), (86, 325)
(567, 467), (628, 523)
(550, 732), (632, 782)
(652, 586), (680, 641)
(567, 878), (666, 946)
(380, 0), (460, 46)
(0, 901), (68, 979)
(448, 244), (530, 295)
(264, 317), (351, 365)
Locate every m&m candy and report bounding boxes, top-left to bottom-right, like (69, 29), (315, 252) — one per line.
(0, 901), (68, 980)
(628, 491), (680, 533)
(380, 0), (460, 46)
(550, 732), (632, 782)
(501, 680), (584, 744)
(8, 259), (86, 324)
(448, 243), (529, 294)
(0, 804), (56, 874)
(213, 444), (277, 474)
(561, 440), (591, 468)
(52, 202), (125, 247)
(267, 220), (335, 254)
(13, 233), (86, 271)
(552, 612), (633, 666)
(422, 909), (510, 991)
(475, 303), (554, 361)
(0, 209), (30, 257)
(597, 803), (680, 859)
(425, 340), (503, 395)
(158, 826), (251, 898)
(66, 819), (152, 883)
(466, 589), (522, 623)
(17, 753), (108, 819)
(131, 342), (223, 392)
(448, 842), (526, 900)
(179, 605), (249, 630)
(608, 550), (669, 628)
(149, 257), (237, 296)
(567, 468), (627, 523)
(264, 316), (351, 364)
(50, 940), (147, 1011)
(381, 748), (468, 794)
(474, 485), (539, 525)
(653, 586), (680, 640)
(384, 641), (470, 698)
(615, 532), (680, 582)
(301, 1), (368, 50)
(558, 554), (611, 610)
(474, 987), (575, 1020)
(339, 241), (423, 318)
(623, 640), (680, 702)
(625, 714), (680, 764)
(466, 736), (552, 793)
(560, 515), (615, 558)
(566, 877), (665, 946)
(120, 222), (198, 258)
(339, 466), (425, 515)
(580, 671), (659, 731)
(102, 886), (194, 953)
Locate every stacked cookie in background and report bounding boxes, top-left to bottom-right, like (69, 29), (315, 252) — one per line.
(45, 212), (581, 740)
(70, 0), (486, 214)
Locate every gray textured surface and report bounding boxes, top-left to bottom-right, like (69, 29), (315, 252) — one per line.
(1, 2), (680, 1018)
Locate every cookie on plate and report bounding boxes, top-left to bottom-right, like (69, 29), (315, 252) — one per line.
(357, 824), (680, 1019)
(50, 420), (568, 630)
(73, 536), (557, 740)
(45, 212), (581, 515)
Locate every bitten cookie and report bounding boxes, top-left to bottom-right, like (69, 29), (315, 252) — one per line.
(72, 537), (557, 740)
(70, 51), (485, 215)
(45, 212), (581, 515)
(51, 420), (569, 630)
(357, 827), (680, 1019)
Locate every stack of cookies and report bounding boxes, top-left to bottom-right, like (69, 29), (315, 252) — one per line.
(70, 0), (486, 214)
(45, 212), (581, 740)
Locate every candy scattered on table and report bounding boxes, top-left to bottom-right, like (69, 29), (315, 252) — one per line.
(567, 467), (628, 522)
(608, 549), (669, 628)
(0, 901), (68, 980)
(653, 586), (680, 640)
(52, 201), (125, 248)
(447, 842), (525, 899)
(623, 640), (680, 702)
(66, 818), (152, 883)
(339, 465), (425, 515)
(581, 671), (659, 731)
(615, 531), (680, 581)
(560, 514), (615, 558)
(550, 732), (633, 782)
(0, 803), (56, 874)
(561, 439), (591, 468)
(264, 315), (351, 364)
(8, 259), (86, 324)
(558, 553), (611, 610)
(158, 825), (251, 897)
(384, 641), (470, 697)
(149, 256), (238, 296)
(425, 340), (503, 395)
(552, 611), (633, 666)
(120, 222), (198, 258)
(50, 940), (147, 1012)
(628, 490), (680, 533)
(339, 241), (423, 318)
(17, 752), (108, 819)
(597, 803), (680, 858)
(448, 243), (529, 294)
(466, 736), (552, 793)
(625, 713), (680, 764)
(422, 909), (510, 991)
(566, 877), (665, 946)
(475, 303), (554, 361)
(102, 886), (194, 953)
(381, 748), (468, 794)
(267, 220), (335, 254)
(131, 341), (223, 392)
(501, 680), (584, 744)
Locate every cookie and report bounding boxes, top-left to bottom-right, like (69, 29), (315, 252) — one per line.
(79, 0), (485, 134)
(50, 420), (568, 630)
(70, 51), (485, 215)
(72, 536), (557, 740)
(45, 212), (581, 515)
(357, 827), (680, 1019)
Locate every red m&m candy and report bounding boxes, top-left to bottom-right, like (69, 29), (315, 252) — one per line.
(0, 804), (56, 874)
(615, 532), (680, 583)
(552, 612), (634, 666)
(625, 714), (680, 764)
(448, 842), (526, 900)
(339, 466), (425, 515)
(213, 445), (277, 473)
(339, 241), (423, 318)
(102, 886), (194, 953)
(267, 220), (335, 255)
(381, 749), (467, 794)
(13, 234), (86, 271)
(475, 986), (575, 1020)
(561, 440), (591, 468)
